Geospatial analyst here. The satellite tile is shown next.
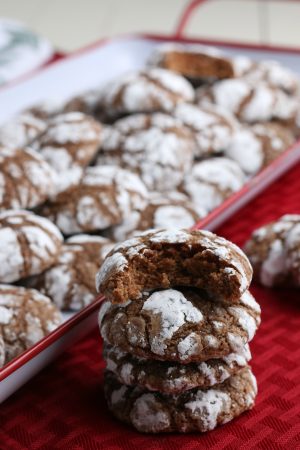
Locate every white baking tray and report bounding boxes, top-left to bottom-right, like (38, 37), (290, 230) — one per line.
(1, 32), (300, 403)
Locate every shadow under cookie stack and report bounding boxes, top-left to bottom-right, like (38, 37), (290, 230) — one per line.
(97, 228), (261, 434)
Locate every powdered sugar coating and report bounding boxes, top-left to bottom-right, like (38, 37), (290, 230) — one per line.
(99, 288), (260, 363)
(33, 112), (102, 173)
(244, 214), (300, 287)
(97, 113), (194, 191)
(174, 103), (238, 158)
(96, 228), (253, 304)
(0, 145), (56, 211)
(0, 284), (62, 365)
(103, 342), (251, 393)
(104, 366), (257, 433)
(28, 234), (114, 311)
(0, 210), (63, 283)
(233, 57), (300, 95)
(182, 157), (246, 213)
(142, 290), (203, 356)
(197, 79), (298, 123)
(98, 68), (195, 119)
(0, 113), (47, 149)
(40, 165), (149, 235)
(109, 192), (203, 242)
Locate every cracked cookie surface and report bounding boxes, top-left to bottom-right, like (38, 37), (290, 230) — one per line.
(99, 288), (260, 363)
(104, 366), (257, 433)
(103, 343), (251, 393)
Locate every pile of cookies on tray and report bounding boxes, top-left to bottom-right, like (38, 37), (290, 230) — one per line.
(0, 42), (297, 367)
(97, 229), (261, 433)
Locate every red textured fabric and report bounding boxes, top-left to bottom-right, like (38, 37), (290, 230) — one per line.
(1, 163), (300, 450)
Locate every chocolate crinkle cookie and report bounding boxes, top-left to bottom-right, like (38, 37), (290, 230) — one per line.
(225, 122), (295, 175)
(244, 214), (300, 287)
(0, 145), (56, 211)
(0, 284), (62, 366)
(95, 68), (195, 121)
(0, 210), (63, 283)
(149, 43), (235, 83)
(107, 191), (204, 242)
(104, 366), (257, 434)
(29, 235), (114, 311)
(0, 113), (47, 149)
(173, 103), (238, 158)
(99, 288), (260, 363)
(33, 112), (102, 174)
(96, 229), (253, 304)
(232, 56), (300, 95)
(103, 342), (251, 394)
(40, 165), (149, 235)
(181, 157), (246, 214)
(96, 113), (195, 191)
(196, 79), (298, 124)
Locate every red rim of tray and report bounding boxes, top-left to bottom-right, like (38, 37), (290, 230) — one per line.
(1, 28), (300, 382)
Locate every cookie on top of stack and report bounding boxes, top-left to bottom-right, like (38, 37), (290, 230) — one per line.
(97, 228), (261, 434)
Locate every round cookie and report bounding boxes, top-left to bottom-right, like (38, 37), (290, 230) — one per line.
(0, 113), (47, 149)
(244, 214), (300, 287)
(0, 284), (62, 365)
(103, 343), (251, 394)
(233, 56), (300, 95)
(96, 68), (195, 121)
(96, 228), (253, 305)
(29, 235), (114, 311)
(173, 103), (238, 158)
(104, 366), (257, 433)
(182, 157), (246, 213)
(196, 79), (298, 123)
(99, 288), (260, 363)
(0, 210), (63, 283)
(40, 165), (148, 235)
(96, 113), (195, 191)
(225, 123), (294, 175)
(0, 145), (56, 211)
(33, 112), (102, 173)
(108, 192), (204, 242)
(149, 43), (234, 83)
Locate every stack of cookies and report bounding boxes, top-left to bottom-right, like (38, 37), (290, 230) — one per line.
(97, 229), (261, 434)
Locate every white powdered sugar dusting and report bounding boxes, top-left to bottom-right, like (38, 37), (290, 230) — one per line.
(142, 289), (203, 356)
(225, 126), (263, 174)
(98, 301), (113, 326)
(228, 306), (257, 340)
(240, 291), (261, 313)
(260, 239), (286, 287)
(185, 389), (230, 430)
(96, 252), (127, 291)
(131, 394), (170, 432)
(177, 332), (200, 361)
(111, 385), (128, 405)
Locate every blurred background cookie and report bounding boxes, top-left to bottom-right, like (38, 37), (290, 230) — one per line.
(96, 113), (194, 191)
(0, 284), (62, 365)
(96, 68), (195, 121)
(0, 210), (63, 283)
(0, 145), (56, 211)
(40, 165), (148, 235)
(182, 157), (246, 213)
(29, 235), (114, 311)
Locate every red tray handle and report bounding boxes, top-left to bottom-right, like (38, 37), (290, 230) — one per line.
(174, 0), (211, 38)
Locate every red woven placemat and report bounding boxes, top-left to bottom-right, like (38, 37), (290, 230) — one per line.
(1, 163), (300, 450)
